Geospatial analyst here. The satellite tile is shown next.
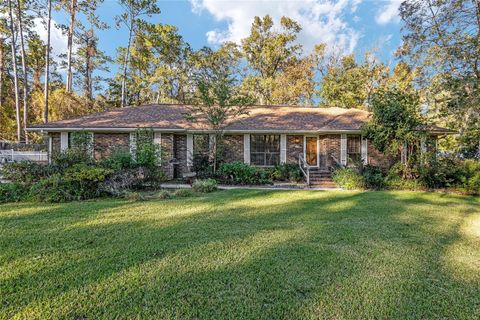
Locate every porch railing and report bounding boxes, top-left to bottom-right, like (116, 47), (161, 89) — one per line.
(298, 154), (310, 186)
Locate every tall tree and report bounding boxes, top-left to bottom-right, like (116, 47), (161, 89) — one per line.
(15, 0), (30, 142)
(241, 15), (302, 104)
(7, 0), (21, 142)
(399, 0), (480, 157)
(115, 0), (160, 108)
(44, 0), (52, 123)
(64, 0), (76, 92)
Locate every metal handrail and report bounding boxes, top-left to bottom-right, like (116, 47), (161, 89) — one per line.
(298, 154), (310, 185)
(330, 154), (343, 168)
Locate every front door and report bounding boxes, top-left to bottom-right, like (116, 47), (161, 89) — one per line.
(305, 136), (318, 166)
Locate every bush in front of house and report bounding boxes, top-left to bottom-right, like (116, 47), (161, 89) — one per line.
(0, 161), (56, 186)
(218, 161), (271, 185)
(28, 164), (113, 202)
(459, 159), (480, 195)
(268, 163), (304, 182)
(332, 167), (365, 190)
(362, 165), (386, 190)
(192, 179), (218, 193)
(0, 183), (28, 203)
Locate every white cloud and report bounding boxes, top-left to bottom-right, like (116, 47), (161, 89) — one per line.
(375, 0), (402, 25)
(190, 0), (363, 54)
(32, 17), (69, 66)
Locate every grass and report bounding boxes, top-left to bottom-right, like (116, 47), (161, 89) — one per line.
(1, 190), (479, 319)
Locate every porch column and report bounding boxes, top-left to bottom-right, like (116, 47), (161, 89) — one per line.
(60, 132), (68, 151)
(280, 134), (287, 164)
(420, 136), (427, 154)
(154, 132), (162, 164)
(243, 134), (250, 165)
(361, 137), (368, 165)
(48, 135), (53, 164)
(129, 132), (137, 160)
(340, 134), (347, 166)
(186, 134), (193, 168)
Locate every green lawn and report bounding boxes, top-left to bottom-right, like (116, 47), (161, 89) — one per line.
(1, 190), (479, 319)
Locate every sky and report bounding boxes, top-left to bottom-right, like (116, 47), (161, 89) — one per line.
(35, 0), (404, 80)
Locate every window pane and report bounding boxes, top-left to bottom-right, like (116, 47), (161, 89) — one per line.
(250, 135), (280, 166)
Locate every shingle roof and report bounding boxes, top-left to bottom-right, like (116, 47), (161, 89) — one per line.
(26, 104), (453, 134)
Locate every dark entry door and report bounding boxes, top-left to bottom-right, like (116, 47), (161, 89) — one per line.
(306, 136), (318, 166)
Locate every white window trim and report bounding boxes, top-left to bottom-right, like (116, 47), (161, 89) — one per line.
(48, 136), (53, 164)
(154, 132), (162, 163)
(340, 134), (347, 166)
(361, 136), (368, 165)
(60, 132), (69, 151)
(129, 132), (137, 160)
(186, 134), (193, 167)
(280, 134), (287, 164)
(243, 134), (250, 164)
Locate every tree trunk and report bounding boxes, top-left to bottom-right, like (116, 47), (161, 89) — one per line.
(0, 40), (4, 111)
(84, 34), (93, 100)
(8, 0), (22, 142)
(65, 0), (77, 92)
(44, 0), (52, 123)
(120, 20), (134, 108)
(16, 0), (29, 143)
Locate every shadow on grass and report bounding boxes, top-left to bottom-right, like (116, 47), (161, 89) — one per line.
(0, 190), (479, 319)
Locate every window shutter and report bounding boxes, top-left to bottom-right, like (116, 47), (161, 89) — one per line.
(280, 134), (287, 164)
(244, 134), (250, 164)
(154, 132), (162, 164)
(361, 137), (368, 165)
(187, 134), (193, 168)
(340, 134), (347, 166)
(60, 132), (69, 151)
(129, 132), (137, 160)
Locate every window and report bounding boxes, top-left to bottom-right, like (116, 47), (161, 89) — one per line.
(347, 135), (361, 164)
(250, 135), (280, 166)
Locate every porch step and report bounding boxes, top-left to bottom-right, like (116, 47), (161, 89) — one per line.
(308, 170), (337, 188)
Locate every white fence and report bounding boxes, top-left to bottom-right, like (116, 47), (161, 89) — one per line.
(0, 149), (48, 163)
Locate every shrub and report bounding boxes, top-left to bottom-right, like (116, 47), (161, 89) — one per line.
(384, 175), (426, 191)
(332, 167), (365, 190)
(135, 128), (160, 168)
(460, 159), (480, 195)
(218, 161), (271, 185)
(101, 149), (135, 170)
(192, 179), (218, 193)
(51, 147), (93, 169)
(29, 165), (113, 202)
(0, 183), (27, 203)
(362, 165), (386, 190)
(100, 167), (148, 196)
(1, 161), (56, 186)
(269, 163), (304, 182)
(157, 190), (173, 199)
(173, 188), (194, 197)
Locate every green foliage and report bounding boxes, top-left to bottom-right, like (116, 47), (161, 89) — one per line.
(218, 162), (271, 185)
(29, 165), (113, 202)
(362, 165), (386, 190)
(173, 188), (194, 198)
(124, 191), (146, 202)
(459, 160), (480, 195)
(1, 161), (56, 186)
(100, 149), (135, 170)
(332, 168), (365, 190)
(135, 128), (160, 168)
(51, 148), (94, 169)
(268, 163), (304, 182)
(192, 179), (218, 193)
(0, 183), (28, 203)
(362, 87), (423, 156)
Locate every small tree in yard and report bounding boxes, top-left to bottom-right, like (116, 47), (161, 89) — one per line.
(185, 72), (255, 173)
(362, 87), (425, 179)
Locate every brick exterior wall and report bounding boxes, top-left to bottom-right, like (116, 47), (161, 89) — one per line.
(173, 134), (188, 178)
(93, 133), (130, 160)
(319, 134), (341, 168)
(161, 133), (175, 179)
(222, 135), (244, 163)
(286, 135), (304, 164)
(367, 143), (393, 168)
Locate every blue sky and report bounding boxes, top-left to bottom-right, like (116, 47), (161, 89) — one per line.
(37, 0), (403, 79)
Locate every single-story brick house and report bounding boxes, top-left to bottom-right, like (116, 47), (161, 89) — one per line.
(27, 104), (452, 184)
